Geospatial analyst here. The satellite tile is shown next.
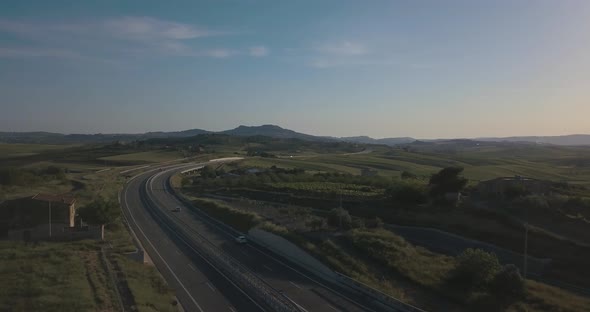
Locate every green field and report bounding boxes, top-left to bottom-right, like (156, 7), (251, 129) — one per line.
(0, 240), (114, 312)
(0, 143), (75, 159)
(0, 143), (185, 311)
(99, 150), (182, 163)
(269, 181), (385, 197)
(234, 146), (590, 186)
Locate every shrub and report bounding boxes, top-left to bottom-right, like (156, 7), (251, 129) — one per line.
(387, 181), (428, 204)
(513, 195), (550, 213)
(401, 171), (417, 180)
(191, 198), (261, 232)
(491, 264), (525, 300)
(327, 208), (352, 229)
(450, 248), (501, 291)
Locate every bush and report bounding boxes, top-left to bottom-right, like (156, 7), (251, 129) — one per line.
(327, 208), (352, 229)
(491, 264), (525, 300)
(79, 198), (120, 225)
(401, 171), (417, 180)
(513, 195), (550, 212)
(450, 248), (501, 291)
(191, 198), (261, 232)
(387, 181), (428, 204)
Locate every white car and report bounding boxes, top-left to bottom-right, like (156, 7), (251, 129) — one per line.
(235, 235), (247, 244)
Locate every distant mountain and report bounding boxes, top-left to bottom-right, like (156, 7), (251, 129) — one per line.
(2, 126), (589, 146)
(341, 136), (415, 145)
(0, 128), (209, 144)
(221, 125), (332, 142)
(477, 135), (590, 146)
(142, 128), (210, 138)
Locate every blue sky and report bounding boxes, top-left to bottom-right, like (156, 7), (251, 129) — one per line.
(1, 0), (589, 139)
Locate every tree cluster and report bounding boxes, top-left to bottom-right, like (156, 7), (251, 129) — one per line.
(449, 248), (525, 303)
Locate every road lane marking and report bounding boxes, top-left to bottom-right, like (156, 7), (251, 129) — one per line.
(246, 244), (374, 311)
(139, 171), (266, 312)
(206, 282), (216, 292)
(263, 265), (273, 272)
(283, 294), (309, 312)
(144, 163), (373, 311)
(188, 264), (196, 271)
(228, 306), (236, 312)
(289, 281), (302, 289)
(175, 250), (181, 255)
(122, 185), (205, 312)
(328, 304), (340, 311)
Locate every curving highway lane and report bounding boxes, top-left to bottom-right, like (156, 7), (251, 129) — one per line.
(122, 160), (375, 312)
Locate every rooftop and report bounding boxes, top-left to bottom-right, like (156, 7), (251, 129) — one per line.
(32, 194), (76, 205)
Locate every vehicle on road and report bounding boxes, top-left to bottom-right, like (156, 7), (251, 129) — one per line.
(172, 206), (181, 212)
(235, 235), (247, 244)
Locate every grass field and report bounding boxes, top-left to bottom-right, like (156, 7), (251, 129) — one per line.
(0, 240), (114, 312)
(235, 146), (590, 186)
(0, 144), (183, 311)
(99, 150), (182, 163)
(0, 143), (76, 159)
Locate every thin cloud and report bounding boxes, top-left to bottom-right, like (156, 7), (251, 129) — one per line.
(0, 47), (81, 58)
(249, 46), (269, 57)
(316, 41), (368, 56)
(203, 49), (235, 58)
(0, 17), (258, 61)
(101, 16), (222, 41)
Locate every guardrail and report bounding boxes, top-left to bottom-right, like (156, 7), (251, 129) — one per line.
(335, 273), (426, 312)
(142, 175), (301, 312)
(165, 176), (427, 312)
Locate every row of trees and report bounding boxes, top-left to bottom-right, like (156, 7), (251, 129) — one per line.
(193, 165), (395, 189)
(387, 166), (468, 205)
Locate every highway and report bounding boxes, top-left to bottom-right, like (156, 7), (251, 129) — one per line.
(121, 161), (374, 312)
(121, 163), (264, 312)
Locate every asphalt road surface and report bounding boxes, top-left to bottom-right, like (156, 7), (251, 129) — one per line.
(121, 161), (374, 312)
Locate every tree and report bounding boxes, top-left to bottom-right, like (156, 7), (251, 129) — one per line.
(429, 167), (468, 200)
(450, 248), (501, 291)
(327, 208), (352, 230)
(78, 198), (120, 240)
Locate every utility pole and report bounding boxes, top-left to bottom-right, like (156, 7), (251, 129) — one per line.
(523, 201), (529, 281)
(338, 192), (343, 230)
(520, 176), (528, 283)
(48, 200), (52, 237)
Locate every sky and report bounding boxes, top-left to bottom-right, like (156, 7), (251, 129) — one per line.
(1, 0), (589, 139)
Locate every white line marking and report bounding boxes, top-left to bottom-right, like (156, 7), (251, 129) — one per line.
(228, 306), (236, 312)
(328, 304), (340, 311)
(122, 185), (205, 312)
(283, 294), (309, 312)
(206, 282), (216, 292)
(246, 243), (375, 311)
(152, 163), (376, 311)
(188, 264), (196, 272)
(263, 265), (273, 272)
(139, 170), (266, 312)
(289, 281), (302, 289)
(176, 250), (181, 255)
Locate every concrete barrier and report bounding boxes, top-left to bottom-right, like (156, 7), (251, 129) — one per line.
(248, 228), (339, 282)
